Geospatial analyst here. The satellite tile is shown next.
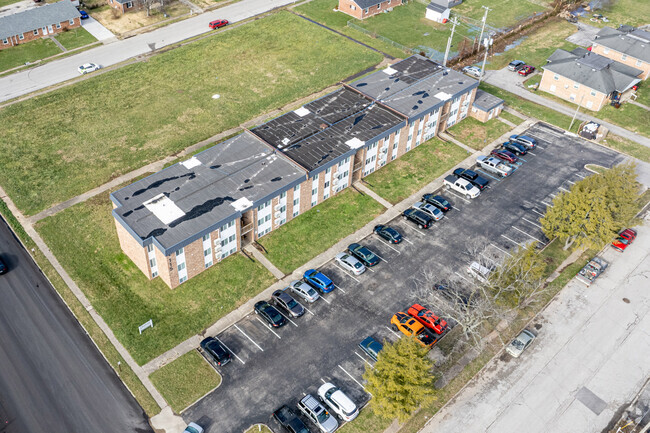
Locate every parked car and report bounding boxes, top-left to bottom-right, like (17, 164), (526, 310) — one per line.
(467, 261), (493, 283)
(273, 405), (311, 433)
(304, 269), (335, 294)
(77, 63), (101, 74)
(453, 168), (490, 190)
(462, 65), (482, 77)
(443, 175), (481, 199)
(199, 337), (231, 367)
(183, 422), (204, 433)
(0, 257), (6, 274)
(490, 149), (519, 164)
(507, 60), (526, 71)
(373, 225), (402, 244)
(209, 19), (229, 29)
(402, 208), (433, 229)
(297, 394), (338, 433)
(335, 252), (366, 275)
(505, 329), (536, 358)
(502, 140), (528, 155)
(576, 257), (608, 286)
(412, 201), (443, 221)
(421, 194), (451, 212)
(254, 301), (287, 328)
(390, 312), (437, 348)
(318, 382), (359, 422)
(359, 336), (383, 361)
(476, 156), (514, 177)
(611, 228), (637, 252)
(407, 304), (448, 335)
(518, 65), (535, 76)
(347, 243), (379, 267)
(290, 280), (320, 303)
(272, 290), (305, 318)
(509, 134), (537, 149)
(79, 9), (89, 19)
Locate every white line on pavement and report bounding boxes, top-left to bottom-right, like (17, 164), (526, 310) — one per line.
(320, 378), (327, 384)
(333, 263), (361, 282)
(384, 325), (400, 338)
(275, 309), (298, 327)
(303, 305), (315, 316)
(234, 324), (263, 352)
(522, 217), (542, 228)
(531, 208), (545, 217)
(338, 365), (368, 393)
(319, 295), (331, 305)
(214, 337), (245, 365)
(403, 238), (415, 245)
(446, 190), (471, 203)
(256, 317), (281, 339)
(354, 351), (375, 368)
(528, 151), (537, 156)
(575, 173), (586, 178)
(373, 252), (387, 262)
(567, 180), (575, 184)
(454, 271), (472, 283)
(558, 186), (570, 193)
(490, 243), (513, 257)
(512, 226), (542, 242)
(334, 284), (346, 294)
(501, 234), (521, 245)
(376, 238), (400, 253)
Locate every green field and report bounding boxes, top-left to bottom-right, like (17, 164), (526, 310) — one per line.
(578, 0), (650, 28)
(0, 0), (21, 7)
(54, 27), (98, 50)
(499, 110), (524, 125)
(0, 11), (382, 216)
(454, 0), (548, 30)
(0, 38), (61, 72)
(150, 351), (221, 412)
(35, 193), (276, 365)
(363, 138), (468, 204)
(447, 116), (513, 150)
(258, 189), (385, 274)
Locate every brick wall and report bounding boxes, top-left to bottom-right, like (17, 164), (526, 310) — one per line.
(107, 0), (136, 13)
(338, 0), (402, 20)
(539, 69), (609, 111)
(114, 219), (151, 278)
(0, 17), (81, 50)
(470, 104), (502, 122)
(591, 44), (649, 80)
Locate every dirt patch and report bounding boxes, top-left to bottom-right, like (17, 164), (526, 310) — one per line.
(92, 1), (190, 36)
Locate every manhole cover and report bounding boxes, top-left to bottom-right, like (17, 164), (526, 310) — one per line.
(623, 298), (630, 303)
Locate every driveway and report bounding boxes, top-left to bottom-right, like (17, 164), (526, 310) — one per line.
(81, 16), (116, 42)
(0, 0), (300, 103)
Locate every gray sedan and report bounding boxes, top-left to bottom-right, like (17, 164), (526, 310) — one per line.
(335, 252), (366, 275)
(272, 290), (305, 318)
(505, 329), (536, 358)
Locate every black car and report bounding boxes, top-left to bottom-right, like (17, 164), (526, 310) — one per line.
(402, 208), (433, 229)
(254, 301), (287, 328)
(273, 405), (311, 433)
(422, 194), (451, 212)
(453, 168), (489, 190)
(373, 225), (402, 244)
(0, 257), (6, 274)
(347, 243), (380, 267)
(502, 141), (527, 155)
(199, 337), (231, 366)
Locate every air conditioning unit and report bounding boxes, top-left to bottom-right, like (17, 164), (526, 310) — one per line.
(274, 204), (282, 211)
(274, 211), (281, 219)
(274, 218), (282, 226)
(332, 178), (340, 186)
(213, 238), (221, 246)
(214, 244), (223, 253)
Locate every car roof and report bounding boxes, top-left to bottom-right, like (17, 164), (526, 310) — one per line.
(330, 389), (356, 412)
(517, 329), (535, 342)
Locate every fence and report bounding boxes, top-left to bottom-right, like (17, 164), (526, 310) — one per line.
(346, 20), (418, 55)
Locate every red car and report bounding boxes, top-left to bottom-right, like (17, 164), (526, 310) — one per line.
(490, 149), (519, 163)
(611, 228), (637, 252)
(518, 65), (535, 76)
(407, 304), (448, 335)
(209, 19), (229, 29)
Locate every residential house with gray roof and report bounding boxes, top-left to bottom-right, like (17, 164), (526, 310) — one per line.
(591, 26), (650, 80)
(338, 0), (403, 20)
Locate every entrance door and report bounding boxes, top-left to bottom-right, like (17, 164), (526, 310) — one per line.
(42, 26), (48, 35)
(47, 25), (53, 33)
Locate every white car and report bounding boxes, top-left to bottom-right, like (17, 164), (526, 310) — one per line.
(412, 201), (443, 221)
(505, 329), (536, 358)
(318, 382), (359, 422)
(476, 156), (514, 177)
(335, 252), (366, 276)
(183, 422), (204, 433)
(462, 65), (483, 77)
(467, 261), (492, 283)
(290, 280), (320, 303)
(78, 63), (101, 74)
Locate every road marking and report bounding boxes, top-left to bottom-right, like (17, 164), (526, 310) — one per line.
(454, 271), (472, 283)
(384, 325), (401, 338)
(575, 173), (586, 178)
(333, 284), (346, 294)
(319, 295), (331, 305)
(558, 186), (570, 193)
(320, 378), (327, 384)
(275, 309), (298, 327)
(446, 190), (471, 204)
(333, 263), (361, 282)
(480, 252), (497, 265)
(338, 365), (368, 393)
(365, 266), (375, 273)
(518, 157), (527, 162)
(451, 205), (462, 213)
(376, 238), (400, 253)
(373, 252), (387, 262)
(234, 324), (263, 352)
(501, 234), (521, 245)
(476, 169), (500, 181)
(541, 200), (552, 207)
(490, 243), (513, 257)
(403, 238), (415, 245)
(214, 338), (245, 365)
(512, 226), (542, 242)
(567, 180), (575, 184)
(528, 151), (537, 156)
(303, 305), (315, 316)
(355, 351), (375, 368)
(531, 208), (545, 217)
(255, 317), (281, 339)
(401, 222), (426, 237)
(522, 217), (542, 228)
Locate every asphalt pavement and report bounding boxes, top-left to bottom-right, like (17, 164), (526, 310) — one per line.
(0, 217), (152, 433)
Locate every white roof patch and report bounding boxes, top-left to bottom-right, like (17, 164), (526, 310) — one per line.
(180, 157), (202, 169)
(383, 66), (398, 75)
(143, 194), (185, 225)
(231, 197), (253, 212)
(345, 137), (365, 149)
(434, 91), (452, 101)
(294, 107), (311, 117)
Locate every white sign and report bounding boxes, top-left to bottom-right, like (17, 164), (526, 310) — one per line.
(139, 319), (154, 335)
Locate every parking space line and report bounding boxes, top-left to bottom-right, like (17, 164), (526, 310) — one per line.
(454, 271), (472, 283)
(334, 284), (346, 294)
(338, 365), (368, 393)
(373, 252), (388, 263)
(275, 309), (298, 328)
(528, 151), (537, 156)
(446, 190), (471, 204)
(214, 337), (245, 365)
(501, 234), (521, 246)
(512, 226), (542, 242)
(255, 317), (281, 339)
(234, 324), (264, 352)
(531, 208), (545, 217)
(333, 263), (361, 283)
(480, 252), (497, 265)
(303, 305), (315, 316)
(403, 238), (415, 245)
(490, 243), (512, 257)
(541, 200), (552, 207)
(376, 238), (400, 254)
(567, 180), (575, 184)
(575, 173), (586, 178)
(451, 205), (462, 213)
(522, 217), (542, 228)
(558, 186), (570, 193)
(384, 326), (401, 338)
(536, 146), (546, 150)
(365, 267), (375, 273)
(355, 351), (375, 368)
(476, 169), (500, 181)
(319, 295), (331, 305)
(518, 157), (527, 163)
(320, 378), (327, 384)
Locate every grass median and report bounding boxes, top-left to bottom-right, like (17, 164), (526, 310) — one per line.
(35, 192), (276, 365)
(0, 11), (383, 216)
(447, 117), (513, 150)
(363, 138), (468, 205)
(499, 110), (524, 125)
(258, 189), (385, 275)
(0, 38), (61, 72)
(150, 350), (221, 413)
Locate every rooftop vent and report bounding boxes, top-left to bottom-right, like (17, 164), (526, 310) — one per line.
(144, 194), (185, 225)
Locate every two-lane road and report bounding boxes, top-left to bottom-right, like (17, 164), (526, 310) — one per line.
(0, 217), (152, 433)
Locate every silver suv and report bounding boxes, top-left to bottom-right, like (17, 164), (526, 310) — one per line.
(298, 394), (339, 432)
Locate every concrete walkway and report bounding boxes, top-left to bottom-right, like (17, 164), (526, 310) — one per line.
(439, 132), (477, 153)
(48, 36), (67, 52)
(498, 116), (517, 128)
(629, 99), (650, 111)
(355, 182), (393, 209)
(484, 68), (650, 148)
(243, 244), (285, 279)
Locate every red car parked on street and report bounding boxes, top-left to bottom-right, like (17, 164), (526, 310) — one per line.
(611, 228), (637, 252)
(407, 304), (448, 335)
(518, 65), (535, 76)
(209, 19), (229, 29)
(490, 149), (519, 164)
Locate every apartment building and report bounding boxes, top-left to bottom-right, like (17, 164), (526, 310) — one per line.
(591, 26), (650, 80)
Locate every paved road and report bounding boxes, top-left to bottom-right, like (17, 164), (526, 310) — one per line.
(422, 222), (650, 433)
(0, 217), (152, 433)
(0, 0), (298, 103)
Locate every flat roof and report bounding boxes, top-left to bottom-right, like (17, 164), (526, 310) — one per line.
(111, 132), (306, 253)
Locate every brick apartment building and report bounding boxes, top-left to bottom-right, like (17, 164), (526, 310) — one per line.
(107, 0), (136, 14)
(338, 0), (402, 20)
(469, 89), (504, 122)
(0, 1), (81, 50)
(539, 47), (642, 111)
(591, 26), (650, 80)
(112, 55), (490, 288)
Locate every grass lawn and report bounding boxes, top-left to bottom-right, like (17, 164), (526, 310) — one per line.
(597, 103), (650, 139)
(447, 117), (513, 150)
(54, 27), (98, 50)
(258, 189), (385, 274)
(499, 110), (524, 125)
(453, 0), (548, 30)
(244, 426), (273, 433)
(92, 1), (190, 35)
(0, 11), (383, 216)
(600, 134), (650, 164)
(578, 0), (650, 28)
(487, 18), (577, 70)
(363, 138), (469, 204)
(150, 351), (221, 413)
(0, 0), (21, 6)
(635, 86), (650, 107)
(35, 192), (276, 365)
(0, 38), (61, 73)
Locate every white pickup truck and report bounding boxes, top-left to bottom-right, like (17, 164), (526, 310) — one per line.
(443, 175), (480, 199)
(476, 156), (514, 177)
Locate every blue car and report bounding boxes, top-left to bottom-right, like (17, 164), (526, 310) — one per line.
(303, 269), (335, 294)
(79, 10), (89, 19)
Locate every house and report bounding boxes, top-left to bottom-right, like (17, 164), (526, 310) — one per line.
(425, 0), (462, 23)
(338, 0), (402, 20)
(0, 1), (81, 50)
(108, 0), (136, 14)
(539, 47), (642, 111)
(469, 89), (504, 122)
(591, 26), (650, 80)
(113, 55), (483, 288)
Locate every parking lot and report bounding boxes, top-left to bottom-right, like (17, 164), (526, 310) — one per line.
(182, 123), (625, 433)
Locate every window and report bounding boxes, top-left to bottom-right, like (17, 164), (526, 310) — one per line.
(350, 4), (356, 9)
(265, 215), (271, 222)
(147, 244), (154, 252)
(2, 39), (8, 44)
(569, 94), (576, 101)
(621, 54), (627, 61)
(19, 34), (24, 40)
(636, 59), (643, 67)
(293, 197), (300, 207)
(177, 262), (186, 272)
(125, 1), (133, 7)
(69, 19), (74, 25)
(364, 8), (368, 13)
(293, 208), (299, 217)
(280, 191), (286, 199)
(33, 29), (39, 35)
(204, 248), (211, 257)
(311, 187), (317, 196)
(573, 83), (579, 89)
(151, 271), (158, 278)
(176, 248), (184, 256)
(294, 184), (300, 193)
(586, 101), (593, 109)
(220, 220), (234, 232)
(553, 74), (559, 81)
(205, 261), (212, 269)
(179, 275), (187, 283)
(325, 167), (331, 175)
(149, 258), (157, 268)
(202, 234), (210, 242)
(590, 90), (597, 96)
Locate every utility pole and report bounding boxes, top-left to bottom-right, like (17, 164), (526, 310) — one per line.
(477, 6), (491, 82)
(443, 17), (458, 67)
(477, 6), (490, 56)
(479, 35), (492, 82)
(569, 94), (585, 132)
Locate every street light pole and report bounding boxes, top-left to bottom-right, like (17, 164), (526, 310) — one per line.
(443, 18), (458, 67)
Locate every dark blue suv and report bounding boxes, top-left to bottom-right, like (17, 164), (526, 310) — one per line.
(303, 269), (335, 294)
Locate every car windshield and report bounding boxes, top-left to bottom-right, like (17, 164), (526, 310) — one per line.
(316, 408), (330, 424)
(617, 237), (630, 244)
(267, 308), (282, 322)
(287, 298), (298, 308)
(353, 261), (363, 269)
(307, 287), (317, 296)
(436, 197), (449, 206)
(185, 427), (200, 433)
(386, 228), (398, 236)
(512, 339), (525, 350)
